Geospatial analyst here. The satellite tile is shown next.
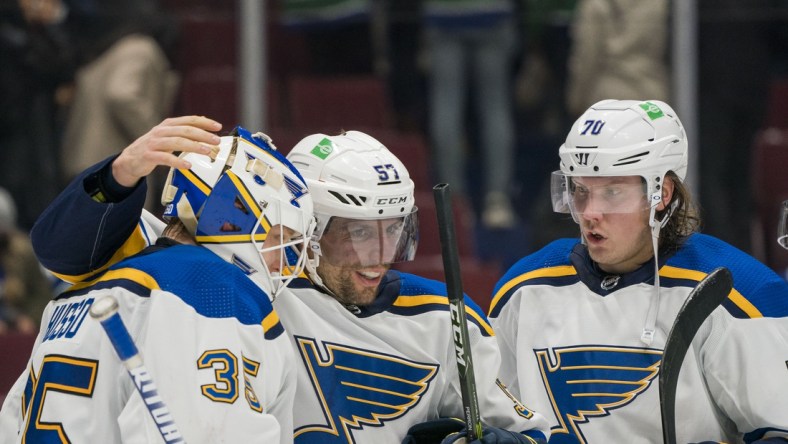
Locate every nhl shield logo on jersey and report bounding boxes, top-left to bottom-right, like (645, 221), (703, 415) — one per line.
(293, 336), (439, 443)
(534, 345), (662, 443)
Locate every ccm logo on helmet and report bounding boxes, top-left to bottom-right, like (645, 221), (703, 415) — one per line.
(376, 195), (409, 207)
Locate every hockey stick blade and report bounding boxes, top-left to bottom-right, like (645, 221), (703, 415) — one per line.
(433, 183), (483, 440)
(660, 266), (733, 444)
(90, 295), (186, 443)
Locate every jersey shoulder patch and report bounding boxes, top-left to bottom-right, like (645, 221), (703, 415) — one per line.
(488, 238), (580, 318)
(664, 233), (788, 318)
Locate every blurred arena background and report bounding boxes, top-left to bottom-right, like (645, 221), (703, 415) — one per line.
(1, 0), (788, 400)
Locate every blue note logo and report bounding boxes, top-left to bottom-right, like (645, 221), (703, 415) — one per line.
(535, 345), (662, 444)
(283, 174), (308, 208)
(294, 337), (439, 444)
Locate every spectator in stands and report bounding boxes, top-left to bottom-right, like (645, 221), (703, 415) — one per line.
(423, 0), (520, 229)
(565, 0), (669, 117)
(0, 188), (53, 334)
(0, 0), (75, 230)
(59, 0), (179, 210)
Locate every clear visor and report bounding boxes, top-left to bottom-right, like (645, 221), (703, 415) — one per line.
(779, 200), (788, 250)
(551, 171), (650, 217)
(314, 209), (419, 267)
(252, 201), (314, 297)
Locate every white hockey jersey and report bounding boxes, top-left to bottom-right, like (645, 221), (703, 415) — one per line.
(488, 235), (788, 443)
(277, 273), (550, 443)
(28, 199), (551, 443)
(0, 242), (295, 444)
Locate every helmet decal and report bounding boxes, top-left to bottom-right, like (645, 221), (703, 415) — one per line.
(310, 137), (334, 160)
(639, 101), (665, 120)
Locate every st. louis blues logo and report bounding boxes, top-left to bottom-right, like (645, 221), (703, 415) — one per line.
(294, 336), (439, 443)
(283, 175), (308, 208)
(535, 345), (662, 443)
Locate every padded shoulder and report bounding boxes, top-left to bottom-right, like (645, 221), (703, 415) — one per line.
(488, 238), (580, 318)
(62, 245), (280, 329)
(664, 233), (788, 318)
(390, 271), (494, 337)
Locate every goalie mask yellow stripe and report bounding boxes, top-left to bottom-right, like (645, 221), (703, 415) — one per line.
(180, 168), (212, 196)
(196, 233), (267, 243)
(227, 170), (263, 221)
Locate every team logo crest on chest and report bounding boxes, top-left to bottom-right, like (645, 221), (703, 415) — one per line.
(535, 345), (662, 443)
(293, 336), (439, 443)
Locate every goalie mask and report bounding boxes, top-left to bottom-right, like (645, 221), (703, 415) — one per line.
(551, 99), (688, 231)
(161, 126), (315, 297)
(287, 131), (418, 286)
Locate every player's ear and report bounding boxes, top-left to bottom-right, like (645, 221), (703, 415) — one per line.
(657, 176), (675, 211)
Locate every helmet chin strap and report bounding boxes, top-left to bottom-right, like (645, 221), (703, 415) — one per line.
(305, 236), (337, 298)
(641, 194), (678, 345)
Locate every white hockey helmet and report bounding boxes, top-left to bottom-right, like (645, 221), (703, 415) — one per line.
(287, 130), (418, 274)
(161, 126), (315, 297)
(551, 99), (688, 227)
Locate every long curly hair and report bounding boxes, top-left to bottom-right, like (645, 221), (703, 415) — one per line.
(657, 171), (701, 254)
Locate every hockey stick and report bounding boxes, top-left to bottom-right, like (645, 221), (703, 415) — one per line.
(433, 183), (483, 440)
(660, 266), (733, 444)
(90, 295), (186, 443)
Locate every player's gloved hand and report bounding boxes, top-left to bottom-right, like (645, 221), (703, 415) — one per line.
(401, 418), (465, 444)
(441, 427), (547, 444)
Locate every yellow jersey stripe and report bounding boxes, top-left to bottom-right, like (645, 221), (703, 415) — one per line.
(490, 265), (577, 313)
(261, 310), (280, 333)
(393, 295), (494, 336)
(68, 267), (160, 292)
(52, 226), (150, 284)
(659, 265), (762, 318)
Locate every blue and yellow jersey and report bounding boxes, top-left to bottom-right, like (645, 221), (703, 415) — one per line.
(59, 242), (283, 339)
(489, 234), (788, 321)
(489, 234), (788, 443)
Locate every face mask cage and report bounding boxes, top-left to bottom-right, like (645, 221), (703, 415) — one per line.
(309, 207), (419, 267)
(251, 196), (316, 297)
(779, 200), (788, 250)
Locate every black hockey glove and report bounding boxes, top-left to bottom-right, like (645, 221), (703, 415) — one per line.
(401, 418), (465, 444)
(440, 427), (547, 444)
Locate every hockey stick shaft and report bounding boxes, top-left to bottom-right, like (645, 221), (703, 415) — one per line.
(90, 295), (186, 443)
(433, 183), (483, 440)
(659, 266), (732, 444)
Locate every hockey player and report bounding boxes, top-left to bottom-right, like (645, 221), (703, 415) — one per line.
(488, 99), (788, 443)
(22, 119), (551, 442)
(0, 125), (316, 443)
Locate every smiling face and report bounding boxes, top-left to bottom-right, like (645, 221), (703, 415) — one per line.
(570, 176), (655, 274)
(315, 217), (406, 306)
